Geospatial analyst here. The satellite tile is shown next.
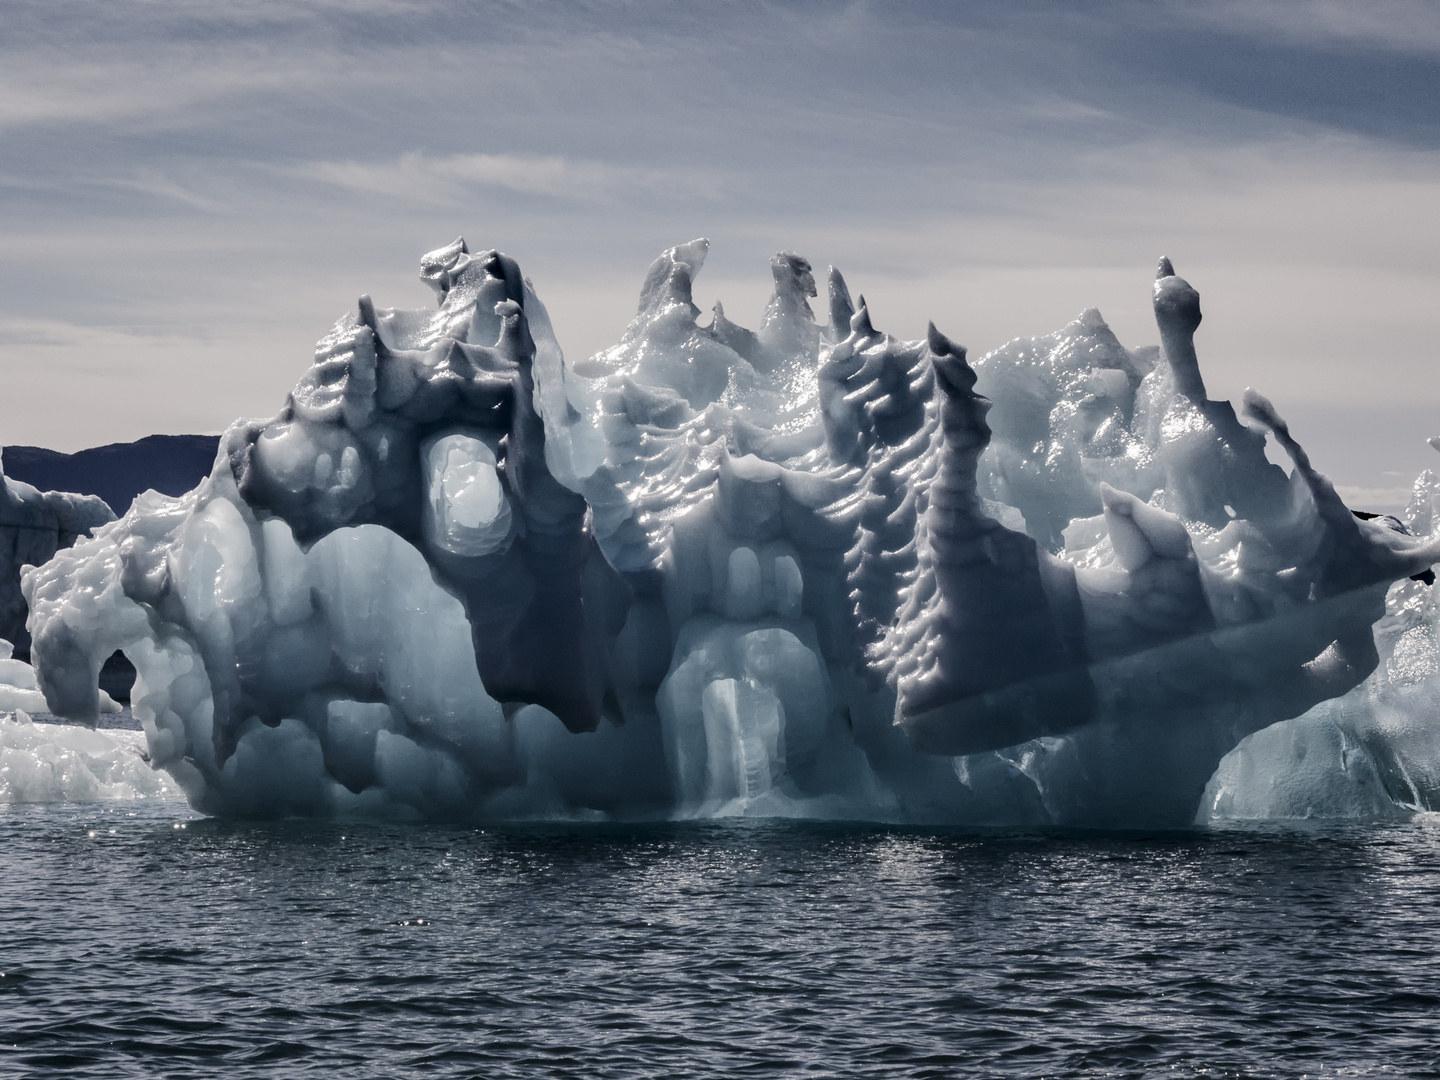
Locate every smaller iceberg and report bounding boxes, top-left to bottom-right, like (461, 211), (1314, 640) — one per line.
(0, 636), (49, 715)
(0, 637), (122, 716)
(0, 710), (180, 803)
(1, 639), (174, 803)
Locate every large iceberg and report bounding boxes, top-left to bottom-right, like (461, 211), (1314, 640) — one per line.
(20, 239), (1440, 825)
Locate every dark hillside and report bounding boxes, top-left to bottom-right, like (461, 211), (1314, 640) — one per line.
(3, 434), (221, 516)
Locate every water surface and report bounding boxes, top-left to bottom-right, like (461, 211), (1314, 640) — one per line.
(4, 803), (1440, 1078)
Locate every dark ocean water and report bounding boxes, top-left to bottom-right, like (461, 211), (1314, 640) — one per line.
(3, 803), (1440, 1079)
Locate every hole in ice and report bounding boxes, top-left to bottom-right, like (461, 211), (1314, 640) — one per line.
(443, 447), (504, 528)
(98, 650), (135, 703)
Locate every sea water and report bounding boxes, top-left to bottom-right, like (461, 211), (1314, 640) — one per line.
(4, 803), (1440, 1078)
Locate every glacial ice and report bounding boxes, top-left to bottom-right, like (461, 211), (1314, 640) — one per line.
(18, 238), (1440, 825)
(0, 708), (180, 803)
(1199, 496), (1440, 822)
(0, 636), (48, 715)
(1, 457), (112, 652)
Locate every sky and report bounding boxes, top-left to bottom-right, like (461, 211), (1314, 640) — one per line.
(2, 0), (1439, 510)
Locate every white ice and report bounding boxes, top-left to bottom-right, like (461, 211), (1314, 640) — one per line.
(0, 709), (180, 803)
(0, 641), (172, 803)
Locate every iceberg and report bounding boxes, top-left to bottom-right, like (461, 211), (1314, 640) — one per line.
(19, 238), (1440, 825)
(0, 711), (178, 805)
(0, 638), (158, 802)
(1, 456), (112, 652)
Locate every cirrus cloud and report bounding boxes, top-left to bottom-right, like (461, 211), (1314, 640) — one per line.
(290, 150), (728, 205)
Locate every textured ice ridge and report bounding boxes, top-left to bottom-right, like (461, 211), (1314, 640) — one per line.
(21, 240), (1440, 824)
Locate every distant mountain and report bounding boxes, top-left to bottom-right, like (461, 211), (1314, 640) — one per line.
(2, 434), (221, 516)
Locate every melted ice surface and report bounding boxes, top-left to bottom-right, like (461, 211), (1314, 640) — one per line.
(17, 241), (1440, 825)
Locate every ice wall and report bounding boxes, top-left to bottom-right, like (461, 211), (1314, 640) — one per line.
(21, 239), (1440, 825)
(0, 458), (112, 652)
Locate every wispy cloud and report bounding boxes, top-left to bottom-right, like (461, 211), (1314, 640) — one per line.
(0, 318), (215, 353)
(2, 0), (1438, 498)
(1174, 0), (1440, 55)
(95, 170), (227, 213)
(0, 54), (336, 131)
(290, 151), (727, 205)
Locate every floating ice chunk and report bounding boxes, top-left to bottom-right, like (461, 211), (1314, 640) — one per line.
(0, 674), (47, 714)
(0, 711), (180, 802)
(0, 646), (40, 690)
